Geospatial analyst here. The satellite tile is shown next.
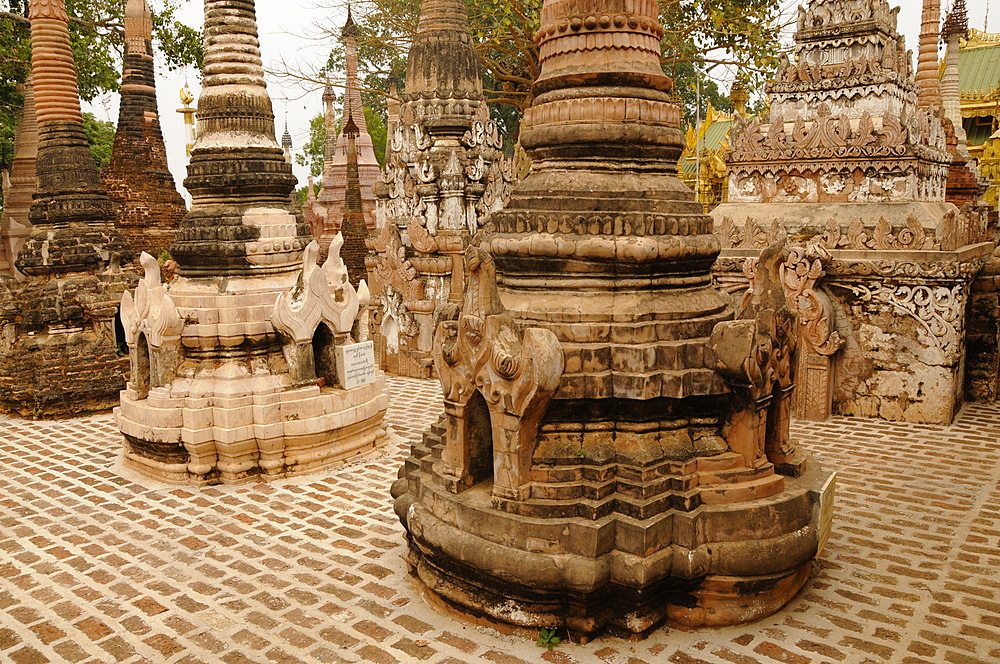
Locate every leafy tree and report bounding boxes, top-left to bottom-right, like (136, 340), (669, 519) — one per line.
(302, 0), (786, 134)
(82, 112), (116, 170)
(0, 0), (202, 174)
(296, 113), (327, 178)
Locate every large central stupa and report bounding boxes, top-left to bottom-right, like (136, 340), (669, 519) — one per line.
(392, 0), (834, 639)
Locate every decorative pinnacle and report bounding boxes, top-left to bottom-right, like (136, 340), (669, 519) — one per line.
(20, 0), (129, 273)
(182, 0), (296, 206)
(942, 0), (969, 39)
(342, 3), (360, 38)
(124, 0), (153, 56)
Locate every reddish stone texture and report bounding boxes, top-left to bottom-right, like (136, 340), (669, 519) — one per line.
(101, 0), (185, 257)
(339, 117), (369, 288)
(0, 75), (38, 278)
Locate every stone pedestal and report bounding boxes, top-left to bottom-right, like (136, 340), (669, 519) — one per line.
(392, 0), (833, 639)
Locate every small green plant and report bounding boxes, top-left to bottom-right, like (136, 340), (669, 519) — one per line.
(536, 627), (561, 651)
(576, 447), (587, 459)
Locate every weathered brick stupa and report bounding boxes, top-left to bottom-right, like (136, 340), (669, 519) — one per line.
(367, 0), (514, 378)
(0, 76), (37, 279)
(101, 0), (186, 256)
(303, 8), (380, 241)
(391, 0), (835, 639)
(115, 0), (388, 485)
(0, 0), (134, 417)
(712, 0), (994, 424)
(339, 116), (369, 288)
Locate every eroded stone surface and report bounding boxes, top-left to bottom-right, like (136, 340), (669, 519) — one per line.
(0, 75), (37, 279)
(392, 0), (832, 639)
(712, 0), (995, 425)
(0, 0), (135, 418)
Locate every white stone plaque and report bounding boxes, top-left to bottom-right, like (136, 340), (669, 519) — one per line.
(335, 341), (376, 390)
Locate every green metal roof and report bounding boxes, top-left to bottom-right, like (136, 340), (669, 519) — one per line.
(960, 43), (1000, 96)
(697, 120), (732, 152)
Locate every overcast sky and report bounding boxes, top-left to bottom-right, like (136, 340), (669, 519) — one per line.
(82, 0), (998, 202)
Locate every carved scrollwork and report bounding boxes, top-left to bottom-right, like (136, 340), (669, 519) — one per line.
(850, 281), (966, 358)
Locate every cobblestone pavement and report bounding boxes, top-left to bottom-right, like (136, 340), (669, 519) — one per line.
(1, 376), (998, 664)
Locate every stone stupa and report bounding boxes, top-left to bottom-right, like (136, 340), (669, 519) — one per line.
(712, 0), (992, 424)
(392, 0), (834, 639)
(101, 0), (186, 256)
(367, 0), (514, 378)
(304, 7), (381, 240)
(0, 0), (134, 417)
(115, 0), (387, 485)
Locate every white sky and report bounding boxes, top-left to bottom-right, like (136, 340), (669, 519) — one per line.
(81, 0), (999, 202)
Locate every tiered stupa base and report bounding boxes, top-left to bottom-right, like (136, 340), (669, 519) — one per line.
(393, 418), (830, 638)
(118, 378), (387, 485)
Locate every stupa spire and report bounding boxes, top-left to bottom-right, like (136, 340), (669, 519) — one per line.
(102, 0), (186, 255)
(0, 74), (37, 278)
(917, 0), (943, 108)
(173, 0), (299, 272)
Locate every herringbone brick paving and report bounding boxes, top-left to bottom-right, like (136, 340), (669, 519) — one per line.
(0, 376), (997, 663)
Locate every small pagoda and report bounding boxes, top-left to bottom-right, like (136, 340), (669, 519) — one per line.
(101, 0), (186, 256)
(368, 0), (514, 378)
(115, 0), (387, 485)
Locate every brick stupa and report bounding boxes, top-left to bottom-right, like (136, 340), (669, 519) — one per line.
(304, 8), (380, 239)
(101, 0), (186, 256)
(0, 0), (134, 417)
(0, 75), (37, 278)
(392, 0), (835, 639)
(115, 0), (387, 485)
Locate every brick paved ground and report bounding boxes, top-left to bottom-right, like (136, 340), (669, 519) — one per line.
(0, 376), (998, 664)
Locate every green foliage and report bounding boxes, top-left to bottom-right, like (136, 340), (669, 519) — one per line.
(318, 0), (785, 124)
(295, 113), (327, 178)
(0, 0), (201, 172)
(536, 628), (561, 651)
(82, 112), (116, 170)
(364, 106), (387, 166)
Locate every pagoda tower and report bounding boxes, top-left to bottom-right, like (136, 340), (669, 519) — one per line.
(712, 0), (992, 424)
(304, 7), (381, 240)
(0, 0), (135, 417)
(116, 0), (387, 485)
(392, 0), (834, 638)
(0, 75), (38, 278)
(102, 0), (186, 256)
(367, 0), (513, 378)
